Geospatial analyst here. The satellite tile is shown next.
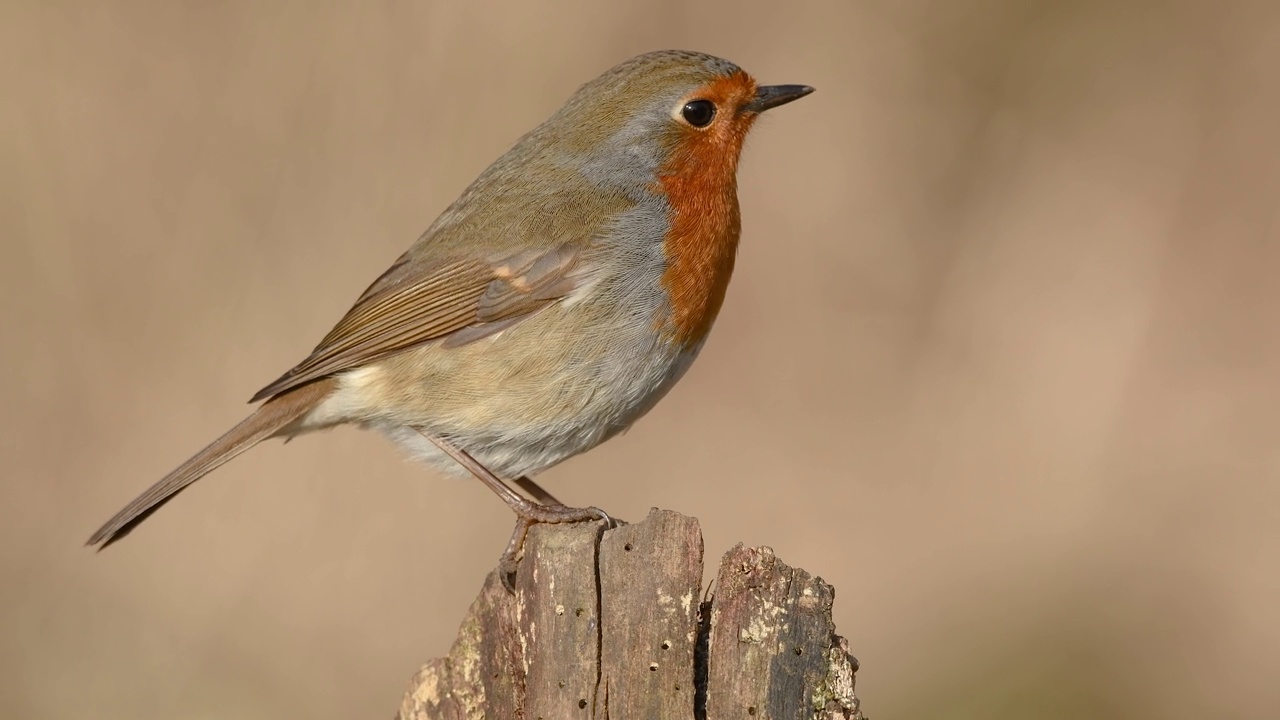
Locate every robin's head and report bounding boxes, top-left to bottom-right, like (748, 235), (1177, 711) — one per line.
(539, 50), (813, 191)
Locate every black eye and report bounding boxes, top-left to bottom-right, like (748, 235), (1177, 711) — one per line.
(681, 99), (716, 128)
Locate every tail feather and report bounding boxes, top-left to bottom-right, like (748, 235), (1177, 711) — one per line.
(87, 378), (335, 548)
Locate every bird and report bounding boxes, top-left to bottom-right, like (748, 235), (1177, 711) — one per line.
(87, 49), (814, 579)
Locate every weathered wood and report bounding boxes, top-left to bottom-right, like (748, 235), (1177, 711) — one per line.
(704, 545), (862, 719)
(397, 508), (863, 720)
(597, 509), (703, 717)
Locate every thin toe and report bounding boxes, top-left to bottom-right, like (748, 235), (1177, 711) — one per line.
(516, 502), (610, 525)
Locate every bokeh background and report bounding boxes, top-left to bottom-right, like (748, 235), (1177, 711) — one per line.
(4, 1), (1278, 718)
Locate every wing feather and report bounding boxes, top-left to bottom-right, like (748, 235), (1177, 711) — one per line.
(249, 243), (584, 403)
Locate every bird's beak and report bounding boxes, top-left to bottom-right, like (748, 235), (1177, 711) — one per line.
(744, 84), (815, 113)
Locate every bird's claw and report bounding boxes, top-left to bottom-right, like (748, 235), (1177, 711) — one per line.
(497, 507), (616, 593)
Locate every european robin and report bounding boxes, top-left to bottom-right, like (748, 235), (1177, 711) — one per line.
(87, 49), (814, 578)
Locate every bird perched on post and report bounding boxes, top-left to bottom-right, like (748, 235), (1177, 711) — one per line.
(88, 49), (813, 579)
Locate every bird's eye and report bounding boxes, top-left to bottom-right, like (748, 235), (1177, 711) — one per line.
(680, 100), (716, 128)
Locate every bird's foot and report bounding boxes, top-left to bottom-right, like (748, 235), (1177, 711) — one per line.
(499, 504), (614, 592)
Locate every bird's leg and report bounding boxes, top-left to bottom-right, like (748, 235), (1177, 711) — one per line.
(414, 428), (604, 523)
(515, 476), (564, 506)
(413, 428), (610, 589)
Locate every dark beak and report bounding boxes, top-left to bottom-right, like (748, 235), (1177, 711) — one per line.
(744, 84), (815, 113)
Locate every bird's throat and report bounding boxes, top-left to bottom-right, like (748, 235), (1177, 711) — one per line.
(654, 69), (760, 347)
(657, 151), (743, 347)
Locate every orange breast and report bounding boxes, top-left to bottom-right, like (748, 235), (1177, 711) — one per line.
(657, 71), (757, 348)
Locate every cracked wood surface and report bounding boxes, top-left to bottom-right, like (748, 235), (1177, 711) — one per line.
(397, 508), (863, 720)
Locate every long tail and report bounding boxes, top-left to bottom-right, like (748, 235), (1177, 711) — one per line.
(86, 378), (336, 549)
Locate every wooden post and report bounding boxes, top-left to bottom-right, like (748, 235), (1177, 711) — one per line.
(397, 508), (865, 720)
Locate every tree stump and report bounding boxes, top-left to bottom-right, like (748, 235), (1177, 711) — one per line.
(397, 508), (864, 720)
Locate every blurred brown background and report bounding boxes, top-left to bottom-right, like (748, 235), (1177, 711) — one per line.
(3, 1), (1278, 718)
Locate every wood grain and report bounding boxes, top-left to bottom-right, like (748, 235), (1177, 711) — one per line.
(397, 509), (863, 720)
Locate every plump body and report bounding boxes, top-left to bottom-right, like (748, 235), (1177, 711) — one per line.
(314, 195), (704, 478)
(305, 52), (750, 477)
(87, 49), (812, 550)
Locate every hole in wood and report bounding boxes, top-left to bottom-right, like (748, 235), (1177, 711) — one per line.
(649, 662), (659, 672)
(578, 699), (587, 709)
(661, 641), (670, 650)
(748, 706), (757, 715)
(624, 543), (633, 551)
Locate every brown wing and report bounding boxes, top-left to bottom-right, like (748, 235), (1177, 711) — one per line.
(249, 243), (584, 403)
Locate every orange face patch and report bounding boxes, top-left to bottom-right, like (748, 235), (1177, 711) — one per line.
(656, 71), (760, 347)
